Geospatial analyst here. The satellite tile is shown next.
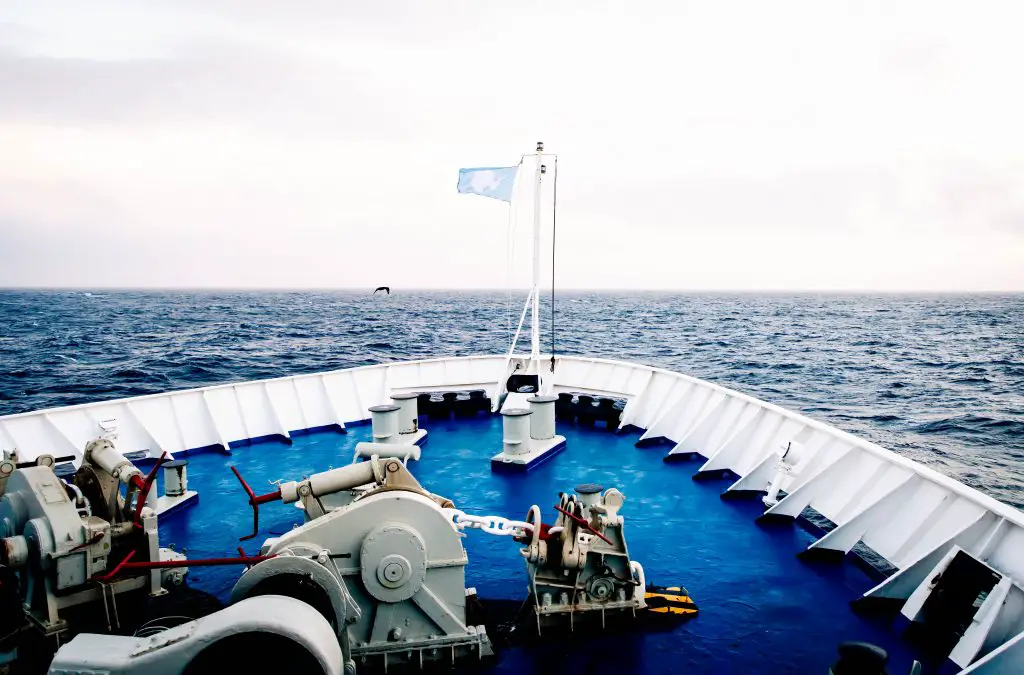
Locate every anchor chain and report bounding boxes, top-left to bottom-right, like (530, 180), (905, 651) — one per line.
(443, 509), (534, 537)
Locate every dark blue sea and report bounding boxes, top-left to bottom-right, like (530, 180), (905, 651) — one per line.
(1, 290), (1022, 508)
(2, 290), (1023, 673)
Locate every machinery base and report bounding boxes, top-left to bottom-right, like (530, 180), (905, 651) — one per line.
(473, 592), (696, 651)
(490, 437), (567, 472)
(156, 490), (199, 518)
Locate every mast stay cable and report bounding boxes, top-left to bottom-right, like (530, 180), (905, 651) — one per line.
(506, 157), (524, 351)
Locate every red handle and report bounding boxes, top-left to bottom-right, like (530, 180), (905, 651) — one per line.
(129, 452), (169, 527)
(230, 466), (282, 541)
(95, 550), (274, 582)
(96, 549), (137, 581)
(554, 505), (612, 545)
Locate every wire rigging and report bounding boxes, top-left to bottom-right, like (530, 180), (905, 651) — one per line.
(506, 157), (524, 350)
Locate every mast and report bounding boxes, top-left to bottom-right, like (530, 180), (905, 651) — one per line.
(530, 141), (544, 363)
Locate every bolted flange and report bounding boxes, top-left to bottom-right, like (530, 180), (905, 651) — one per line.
(360, 523), (427, 603)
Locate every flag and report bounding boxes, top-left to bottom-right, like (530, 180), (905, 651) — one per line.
(457, 166), (518, 202)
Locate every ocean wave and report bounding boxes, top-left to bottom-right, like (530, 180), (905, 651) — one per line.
(952, 376), (993, 385)
(0, 290), (1022, 503)
(113, 368), (158, 381)
(914, 415), (1024, 437)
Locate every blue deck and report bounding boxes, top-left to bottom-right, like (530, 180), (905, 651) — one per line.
(158, 415), (940, 674)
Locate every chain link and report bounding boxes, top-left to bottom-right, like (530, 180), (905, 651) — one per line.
(443, 509), (534, 537)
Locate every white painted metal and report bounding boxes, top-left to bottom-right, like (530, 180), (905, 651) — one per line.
(444, 508), (535, 538)
(527, 395), (557, 441)
(369, 404), (399, 443)
(47, 595), (345, 675)
(387, 392), (427, 445)
(155, 459), (200, 516)
(280, 461), (377, 505)
(86, 438), (142, 486)
(493, 401), (564, 469)
(155, 491), (198, 518)
(390, 392), (419, 435)
(530, 148), (543, 362)
(763, 441), (804, 507)
(500, 408), (532, 457)
(500, 390), (533, 413)
(162, 462), (187, 497)
(238, 487), (491, 668)
(491, 290), (535, 410)
(3, 353), (1024, 673)
(353, 442), (420, 464)
(960, 628), (1024, 674)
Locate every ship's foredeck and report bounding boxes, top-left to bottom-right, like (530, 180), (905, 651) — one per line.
(159, 414), (925, 674)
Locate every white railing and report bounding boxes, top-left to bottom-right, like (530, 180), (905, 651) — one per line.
(2, 353), (1022, 672)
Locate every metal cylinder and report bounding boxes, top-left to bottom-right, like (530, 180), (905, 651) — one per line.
(527, 395), (557, 441)
(778, 440), (805, 467)
(308, 462), (376, 498)
(0, 459), (14, 493)
(354, 442), (420, 463)
(86, 439), (141, 485)
(280, 461), (378, 504)
(501, 408), (533, 456)
(369, 404), (400, 443)
(390, 393), (419, 435)
(575, 483), (604, 508)
(163, 459), (189, 497)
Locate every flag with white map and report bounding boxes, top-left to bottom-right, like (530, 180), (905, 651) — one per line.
(456, 166), (518, 202)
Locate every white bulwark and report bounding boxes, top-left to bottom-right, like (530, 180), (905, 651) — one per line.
(2, 354), (1023, 673)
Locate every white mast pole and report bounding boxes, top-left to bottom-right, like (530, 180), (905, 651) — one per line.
(530, 141), (544, 363)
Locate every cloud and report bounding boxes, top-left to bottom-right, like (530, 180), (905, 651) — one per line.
(1, 1), (1023, 290)
(0, 42), (420, 140)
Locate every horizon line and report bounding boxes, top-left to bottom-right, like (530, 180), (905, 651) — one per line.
(1, 286), (1023, 295)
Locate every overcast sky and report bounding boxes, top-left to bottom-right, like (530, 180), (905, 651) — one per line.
(2, 1), (1023, 291)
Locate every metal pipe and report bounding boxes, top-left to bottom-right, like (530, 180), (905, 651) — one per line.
(97, 552), (274, 581)
(62, 480), (92, 518)
(230, 465), (284, 541)
(115, 555), (273, 570)
(87, 439), (141, 486)
(130, 453), (168, 526)
(530, 143), (544, 360)
(353, 442), (420, 464)
(290, 461), (377, 503)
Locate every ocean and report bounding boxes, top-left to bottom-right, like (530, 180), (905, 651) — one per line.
(1, 290), (1022, 507)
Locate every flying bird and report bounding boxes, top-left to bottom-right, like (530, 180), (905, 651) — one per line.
(373, 286), (390, 295)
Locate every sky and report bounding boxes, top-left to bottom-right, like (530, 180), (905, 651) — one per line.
(1, 1), (1023, 291)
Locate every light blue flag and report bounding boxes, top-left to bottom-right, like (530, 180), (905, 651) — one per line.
(457, 166), (518, 202)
